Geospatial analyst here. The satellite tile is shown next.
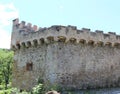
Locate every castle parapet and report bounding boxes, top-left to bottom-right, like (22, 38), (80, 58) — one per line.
(11, 19), (120, 50)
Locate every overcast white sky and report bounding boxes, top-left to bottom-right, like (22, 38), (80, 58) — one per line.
(0, 3), (18, 49)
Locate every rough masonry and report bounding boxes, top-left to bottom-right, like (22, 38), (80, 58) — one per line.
(11, 18), (120, 91)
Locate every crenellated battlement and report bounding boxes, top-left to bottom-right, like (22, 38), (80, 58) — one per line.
(11, 18), (120, 50)
(12, 19), (120, 91)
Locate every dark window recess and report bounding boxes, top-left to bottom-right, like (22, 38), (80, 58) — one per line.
(26, 62), (33, 71)
(111, 65), (113, 70)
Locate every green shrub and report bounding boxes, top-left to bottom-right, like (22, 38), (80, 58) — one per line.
(0, 88), (12, 94)
(32, 83), (45, 94)
(11, 88), (28, 94)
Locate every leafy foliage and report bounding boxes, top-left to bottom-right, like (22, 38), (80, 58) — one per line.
(0, 49), (13, 89)
(32, 83), (45, 94)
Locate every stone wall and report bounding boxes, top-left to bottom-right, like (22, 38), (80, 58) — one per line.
(11, 19), (120, 91)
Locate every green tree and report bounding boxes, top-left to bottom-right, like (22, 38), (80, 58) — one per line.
(0, 49), (13, 90)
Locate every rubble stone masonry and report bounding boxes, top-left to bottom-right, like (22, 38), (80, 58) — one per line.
(11, 18), (120, 91)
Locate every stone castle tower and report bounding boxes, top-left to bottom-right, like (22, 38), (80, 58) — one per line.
(11, 18), (120, 91)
